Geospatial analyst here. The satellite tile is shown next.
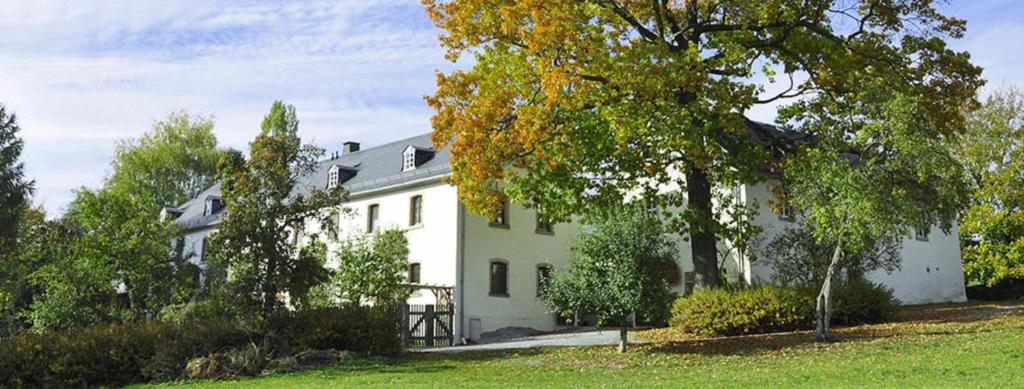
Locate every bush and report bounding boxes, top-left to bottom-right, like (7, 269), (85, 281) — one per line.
(276, 304), (402, 356)
(966, 279), (1024, 301)
(0, 319), (254, 387)
(670, 286), (814, 336)
(141, 320), (255, 381)
(157, 299), (241, 324)
(0, 304), (401, 386)
(831, 279), (900, 325)
(668, 281), (900, 337)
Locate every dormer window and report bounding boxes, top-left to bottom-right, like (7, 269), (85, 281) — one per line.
(402, 145), (435, 172)
(204, 196), (222, 216)
(328, 166), (339, 188)
(328, 164), (357, 189)
(403, 147), (417, 171)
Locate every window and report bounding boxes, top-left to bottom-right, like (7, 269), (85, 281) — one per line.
(199, 237), (209, 262)
(490, 198), (509, 228)
(915, 226), (930, 242)
(403, 148), (416, 171)
(778, 190), (794, 222)
(535, 212), (553, 235)
(536, 265), (552, 297)
(328, 167), (339, 188)
(683, 271), (697, 295)
(204, 197), (222, 216)
(489, 260), (509, 296)
(367, 204), (380, 232)
(409, 195), (423, 226)
(408, 263), (421, 284)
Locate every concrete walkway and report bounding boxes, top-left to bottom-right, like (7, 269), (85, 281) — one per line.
(413, 329), (646, 353)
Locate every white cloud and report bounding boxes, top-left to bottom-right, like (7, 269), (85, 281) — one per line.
(0, 0), (454, 214)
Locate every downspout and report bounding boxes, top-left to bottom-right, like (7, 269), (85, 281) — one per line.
(456, 200), (467, 343)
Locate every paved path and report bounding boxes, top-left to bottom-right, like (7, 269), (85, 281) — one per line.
(414, 329), (646, 353)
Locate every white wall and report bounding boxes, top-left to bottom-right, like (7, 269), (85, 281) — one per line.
(181, 225), (217, 267)
(332, 180), (460, 306)
(866, 227), (967, 304)
(460, 202), (578, 338)
(741, 181), (968, 305)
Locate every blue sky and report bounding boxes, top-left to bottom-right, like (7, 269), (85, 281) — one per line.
(0, 1), (1021, 213)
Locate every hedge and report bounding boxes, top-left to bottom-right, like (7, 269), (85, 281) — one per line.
(0, 304), (401, 387)
(670, 281), (899, 337)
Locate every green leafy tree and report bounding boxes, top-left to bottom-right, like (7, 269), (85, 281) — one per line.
(423, 0), (980, 289)
(108, 111), (221, 208)
(0, 104), (34, 306)
(333, 229), (411, 306)
(26, 111), (219, 330)
(544, 205), (676, 353)
(783, 94), (976, 342)
(0, 206), (74, 336)
(959, 87), (1024, 287)
(207, 101), (347, 324)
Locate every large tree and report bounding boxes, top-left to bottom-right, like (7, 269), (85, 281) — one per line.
(207, 101), (347, 324)
(959, 87), (1024, 287)
(107, 110), (221, 208)
(543, 205), (676, 353)
(0, 104), (33, 259)
(27, 111), (221, 329)
(423, 0), (980, 288)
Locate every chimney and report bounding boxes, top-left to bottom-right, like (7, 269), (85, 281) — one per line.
(343, 141), (360, 154)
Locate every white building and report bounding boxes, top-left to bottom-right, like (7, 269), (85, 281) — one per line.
(165, 132), (966, 344)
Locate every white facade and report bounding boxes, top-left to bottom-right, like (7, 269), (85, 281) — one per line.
(173, 134), (967, 344)
(177, 176), (577, 341)
(737, 182), (968, 304)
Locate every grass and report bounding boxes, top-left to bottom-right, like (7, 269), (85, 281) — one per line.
(144, 301), (1024, 388)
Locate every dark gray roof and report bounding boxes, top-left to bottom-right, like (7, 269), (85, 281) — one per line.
(172, 132), (450, 231)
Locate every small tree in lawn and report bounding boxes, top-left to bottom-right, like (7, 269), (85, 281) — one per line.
(207, 101), (346, 327)
(543, 205), (675, 353)
(782, 95), (974, 342)
(333, 229), (411, 307)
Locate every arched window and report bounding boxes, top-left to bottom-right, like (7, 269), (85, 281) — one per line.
(489, 260), (509, 297)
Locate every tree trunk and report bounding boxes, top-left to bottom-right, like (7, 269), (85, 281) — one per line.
(815, 245), (844, 342)
(685, 166), (721, 288)
(618, 324), (628, 353)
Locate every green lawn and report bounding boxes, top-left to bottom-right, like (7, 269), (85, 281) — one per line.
(145, 303), (1024, 388)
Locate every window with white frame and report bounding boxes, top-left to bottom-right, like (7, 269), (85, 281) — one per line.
(409, 195), (423, 226)
(367, 204), (380, 233)
(328, 166), (339, 188)
(403, 148), (416, 171)
(778, 190), (794, 222)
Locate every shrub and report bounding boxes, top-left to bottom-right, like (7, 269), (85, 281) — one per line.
(966, 278), (1024, 301)
(670, 286), (814, 336)
(0, 304), (402, 386)
(0, 319), (256, 387)
(831, 279), (900, 325)
(141, 320), (255, 381)
(276, 304), (402, 356)
(157, 299), (241, 324)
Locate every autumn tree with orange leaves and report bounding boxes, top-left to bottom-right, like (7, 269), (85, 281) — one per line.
(422, 0), (982, 299)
